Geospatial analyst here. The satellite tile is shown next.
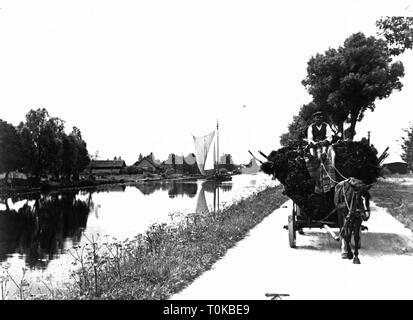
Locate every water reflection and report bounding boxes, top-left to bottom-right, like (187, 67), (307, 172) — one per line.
(82, 184), (127, 194)
(0, 181), (219, 268)
(0, 174), (272, 276)
(0, 191), (90, 269)
(133, 181), (198, 198)
(196, 185), (209, 215)
(195, 181), (233, 214)
(202, 181), (232, 193)
(167, 182), (198, 198)
(134, 182), (164, 196)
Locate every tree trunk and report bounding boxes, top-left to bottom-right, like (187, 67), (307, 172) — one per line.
(347, 114), (358, 141)
(5, 198), (10, 212)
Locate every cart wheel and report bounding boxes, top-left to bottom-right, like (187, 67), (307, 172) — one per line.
(288, 204), (297, 248)
(296, 206), (304, 235)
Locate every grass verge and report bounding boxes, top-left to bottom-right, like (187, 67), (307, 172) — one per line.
(370, 176), (413, 231)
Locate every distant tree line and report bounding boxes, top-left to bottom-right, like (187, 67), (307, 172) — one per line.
(0, 108), (90, 183)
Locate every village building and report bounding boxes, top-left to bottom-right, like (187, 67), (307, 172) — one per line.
(161, 154), (182, 174)
(133, 155), (160, 173)
(217, 154), (236, 172)
(161, 153), (200, 175)
(381, 153), (410, 175)
(382, 161), (409, 175)
(87, 160), (126, 175)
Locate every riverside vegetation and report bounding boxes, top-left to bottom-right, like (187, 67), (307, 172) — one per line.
(0, 185), (288, 300)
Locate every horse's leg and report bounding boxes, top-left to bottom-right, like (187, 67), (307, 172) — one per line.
(340, 231), (353, 259)
(340, 233), (345, 258)
(353, 223), (361, 264)
(346, 236), (353, 259)
(341, 238), (349, 259)
(338, 208), (351, 259)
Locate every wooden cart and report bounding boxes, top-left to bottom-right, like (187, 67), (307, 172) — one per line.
(285, 199), (340, 248)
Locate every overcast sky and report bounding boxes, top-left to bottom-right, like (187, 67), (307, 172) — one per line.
(0, 0), (412, 165)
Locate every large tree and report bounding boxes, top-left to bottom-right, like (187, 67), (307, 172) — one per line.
(42, 116), (66, 179)
(59, 127), (90, 180)
(17, 108), (89, 180)
(0, 119), (23, 181)
(302, 32), (405, 140)
(17, 108), (64, 178)
(68, 126), (90, 180)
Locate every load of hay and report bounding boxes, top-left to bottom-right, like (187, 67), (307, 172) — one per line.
(261, 141), (381, 218)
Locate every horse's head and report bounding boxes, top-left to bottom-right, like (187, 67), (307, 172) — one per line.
(348, 178), (371, 221)
(335, 177), (371, 221)
(348, 177), (370, 192)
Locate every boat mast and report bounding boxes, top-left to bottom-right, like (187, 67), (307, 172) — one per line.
(216, 120), (219, 174)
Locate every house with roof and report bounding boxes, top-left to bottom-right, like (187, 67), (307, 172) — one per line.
(87, 160), (126, 175)
(133, 155), (160, 173)
(161, 153), (200, 175)
(382, 161), (409, 175)
(381, 154), (410, 175)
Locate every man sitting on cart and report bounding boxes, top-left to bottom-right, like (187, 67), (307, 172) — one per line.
(305, 111), (337, 194)
(306, 111), (334, 162)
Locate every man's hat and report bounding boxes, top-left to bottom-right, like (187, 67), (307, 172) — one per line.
(312, 111), (324, 118)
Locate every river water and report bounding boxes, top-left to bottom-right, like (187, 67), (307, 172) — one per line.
(0, 173), (277, 295)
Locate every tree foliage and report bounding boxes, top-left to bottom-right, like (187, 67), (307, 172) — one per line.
(0, 120), (23, 179)
(302, 32), (405, 141)
(17, 108), (65, 178)
(376, 16), (413, 56)
(1, 108), (90, 181)
(61, 127), (90, 180)
(280, 102), (319, 147)
(282, 16), (412, 147)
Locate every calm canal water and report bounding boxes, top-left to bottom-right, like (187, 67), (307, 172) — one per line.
(0, 173), (277, 294)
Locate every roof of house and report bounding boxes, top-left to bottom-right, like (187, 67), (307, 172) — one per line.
(134, 156), (160, 168)
(382, 153), (405, 164)
(89, 160), (126, 168)
(383, 161), (408, 166)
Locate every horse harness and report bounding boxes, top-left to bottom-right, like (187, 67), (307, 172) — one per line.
(336, 179), (370, 237)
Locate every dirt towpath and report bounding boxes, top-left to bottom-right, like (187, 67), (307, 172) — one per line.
(171, 200), (413, 300)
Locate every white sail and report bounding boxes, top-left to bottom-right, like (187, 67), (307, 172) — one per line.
(213, 141), (216, 169)
(192, 130), (215, 175)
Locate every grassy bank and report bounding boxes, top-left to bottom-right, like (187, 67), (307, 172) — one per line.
(1, 184), (288, 300)
(370, 175), (413, 231)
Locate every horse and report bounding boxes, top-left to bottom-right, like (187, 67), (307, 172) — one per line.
(334, 177), (371, 264)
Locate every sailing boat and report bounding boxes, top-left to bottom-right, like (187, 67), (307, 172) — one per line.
(192, 121), (232, 182)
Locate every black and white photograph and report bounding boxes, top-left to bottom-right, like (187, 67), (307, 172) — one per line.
(0, 0), (413, 309)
